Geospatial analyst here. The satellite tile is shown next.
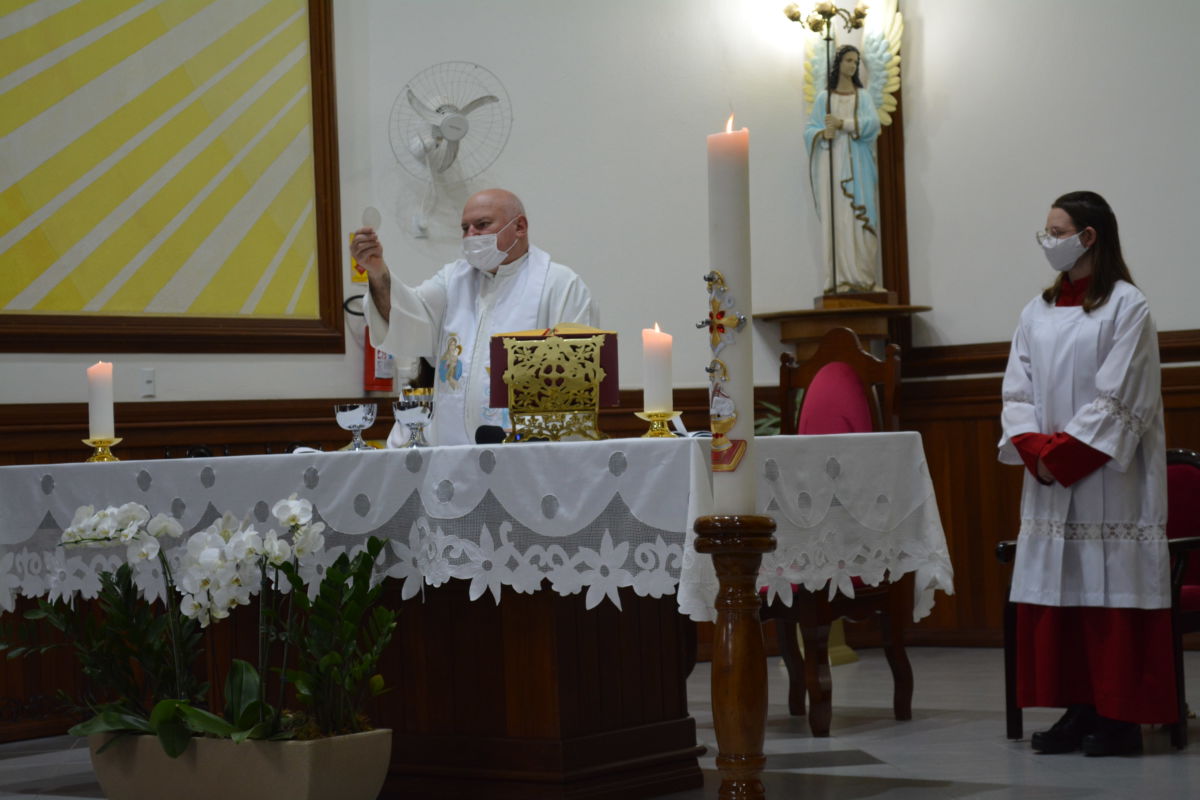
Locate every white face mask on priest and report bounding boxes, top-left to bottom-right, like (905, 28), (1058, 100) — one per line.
(461, 209), (526, 273)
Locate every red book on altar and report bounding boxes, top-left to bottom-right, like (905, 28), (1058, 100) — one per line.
(489, 323), (620, 409)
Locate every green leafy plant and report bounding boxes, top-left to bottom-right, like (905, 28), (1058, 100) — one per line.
(278, 536), (397, 736)
(1, 561), (207, 737)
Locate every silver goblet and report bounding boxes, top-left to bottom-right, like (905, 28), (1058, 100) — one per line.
(392, 388), (434, 447)
(334, 403), (378, 451)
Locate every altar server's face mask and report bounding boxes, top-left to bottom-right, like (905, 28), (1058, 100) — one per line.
(1036, 229), (1089, 272)
(462, 217), (518, 273)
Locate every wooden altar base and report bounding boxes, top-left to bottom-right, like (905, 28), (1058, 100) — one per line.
(372, 579), (704, 799)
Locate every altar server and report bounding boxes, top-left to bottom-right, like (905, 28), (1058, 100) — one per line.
(352, 189), (599, 446)
(998, 190), (1172, 757)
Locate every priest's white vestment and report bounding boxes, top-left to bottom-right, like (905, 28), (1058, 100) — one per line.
(998, 280), (1168, 609)
(369, 245), (598, 446)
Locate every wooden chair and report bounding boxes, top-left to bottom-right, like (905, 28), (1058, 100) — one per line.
(760, 326), (912, 736)
(996, 447), (1200, 747)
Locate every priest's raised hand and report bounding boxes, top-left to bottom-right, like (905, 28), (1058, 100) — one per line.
(350, 226), (391, 323)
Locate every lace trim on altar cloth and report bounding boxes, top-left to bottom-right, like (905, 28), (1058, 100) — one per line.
(748, 522), (955, 623)
(1093, 391), (1149, 437)
(0, 491), (685, 615)
(1020, 518), (1166, 542)
(1002, 390), (1034, 405)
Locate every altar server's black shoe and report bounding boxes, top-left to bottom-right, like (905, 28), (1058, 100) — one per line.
(1082, 718), (1142, 757)
(1031, 704), (1098, 754)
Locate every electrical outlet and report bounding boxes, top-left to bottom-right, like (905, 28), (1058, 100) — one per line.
(139, 368), (156, 398)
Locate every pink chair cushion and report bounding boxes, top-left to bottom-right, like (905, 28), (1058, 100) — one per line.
(1167, 462), (1200, 586)
(797, 362), (874, 435)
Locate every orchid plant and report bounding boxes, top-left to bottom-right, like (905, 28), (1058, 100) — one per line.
(1, 495), (396, 757)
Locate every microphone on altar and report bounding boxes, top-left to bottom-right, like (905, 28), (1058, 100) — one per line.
(475, 426), (506, 444)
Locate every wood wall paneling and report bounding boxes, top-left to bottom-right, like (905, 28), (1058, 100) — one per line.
(905, 332), (1200, 379)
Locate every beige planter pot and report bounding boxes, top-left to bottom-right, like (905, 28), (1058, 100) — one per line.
(88, 728), (392, 800)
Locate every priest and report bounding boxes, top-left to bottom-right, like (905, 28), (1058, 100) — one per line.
(351, 189), (599, 446)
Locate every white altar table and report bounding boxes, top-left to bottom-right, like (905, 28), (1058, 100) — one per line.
(0, 432), (952, 620)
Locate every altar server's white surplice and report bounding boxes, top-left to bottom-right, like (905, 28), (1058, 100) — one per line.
(998, 280), (1168, 609)
(368, 245), (598, 446)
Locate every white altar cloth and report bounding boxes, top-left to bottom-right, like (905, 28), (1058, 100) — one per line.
(676, 433), (954, 622)
(0, 433), (952, 621)
(0, 439), (711, 613)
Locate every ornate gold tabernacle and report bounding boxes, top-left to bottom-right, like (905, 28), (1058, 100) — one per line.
(499, 328), (609, 442)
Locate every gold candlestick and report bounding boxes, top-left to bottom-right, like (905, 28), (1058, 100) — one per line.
(82, 437), (122, 462)
(634, 410), (680, 438)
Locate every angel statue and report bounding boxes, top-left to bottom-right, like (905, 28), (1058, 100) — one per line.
(792, 1), (903, 294)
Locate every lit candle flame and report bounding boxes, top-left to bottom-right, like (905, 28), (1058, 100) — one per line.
(653, 322), (662, 332)
(725, 114), (734, 133)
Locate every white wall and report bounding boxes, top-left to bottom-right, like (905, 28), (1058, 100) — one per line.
(2, 0), (1195, 406)
(905, 0), (1200, 347)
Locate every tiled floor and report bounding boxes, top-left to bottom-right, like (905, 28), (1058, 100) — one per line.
(2, 647), (1197, 799)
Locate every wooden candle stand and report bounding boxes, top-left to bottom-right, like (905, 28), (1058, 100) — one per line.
(693, 514), (777, 799)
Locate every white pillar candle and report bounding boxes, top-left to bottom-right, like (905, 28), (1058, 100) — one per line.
(86, 361), (114, 440)
(641, 323), (673, 413)
(707, 116), (757, 514)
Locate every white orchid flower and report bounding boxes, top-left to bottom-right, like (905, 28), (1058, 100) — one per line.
(213, 561), (240, 590)
(235, 560), (260, 588)
(184, 533), (207, 560)
(69, 505), (95, 528)
(125, 531), (160, 563)
(93, 512), (119, 540)
(263, 530), (292, 566)
(146, 513), (183, 539)
(115, 502), (150, 528)
(212, 511), (242, 543)
(211, 584), (245, 613)
(179, 593), (210, 624)
(60, 525), (83, 546)
(272, 494), (313, 528)
(230, 581), (254, 606)
(291, 525), (326, 563)
(117, 521), (143, 543)
(196, 542), (223, 571)
(186, 529), (223, 560)
(224, 528), (257, 562)
(177, 566), (207, 596)
(239, 528), (264, 558)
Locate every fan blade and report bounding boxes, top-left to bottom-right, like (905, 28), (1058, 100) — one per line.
(460, 95), (498, 115)
(436, 139), (459, 173)
(406, 88), (442, 125)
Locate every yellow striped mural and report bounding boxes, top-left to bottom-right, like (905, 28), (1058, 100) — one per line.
(0, 0), (320, 319)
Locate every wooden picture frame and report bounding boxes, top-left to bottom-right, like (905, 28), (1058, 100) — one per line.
(0, 0), (343, 354)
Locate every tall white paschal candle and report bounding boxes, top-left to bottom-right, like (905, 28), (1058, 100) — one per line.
(642, 323), (674, 413)
(707, 118), (757, 514)
(86, 361), (115, 440)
